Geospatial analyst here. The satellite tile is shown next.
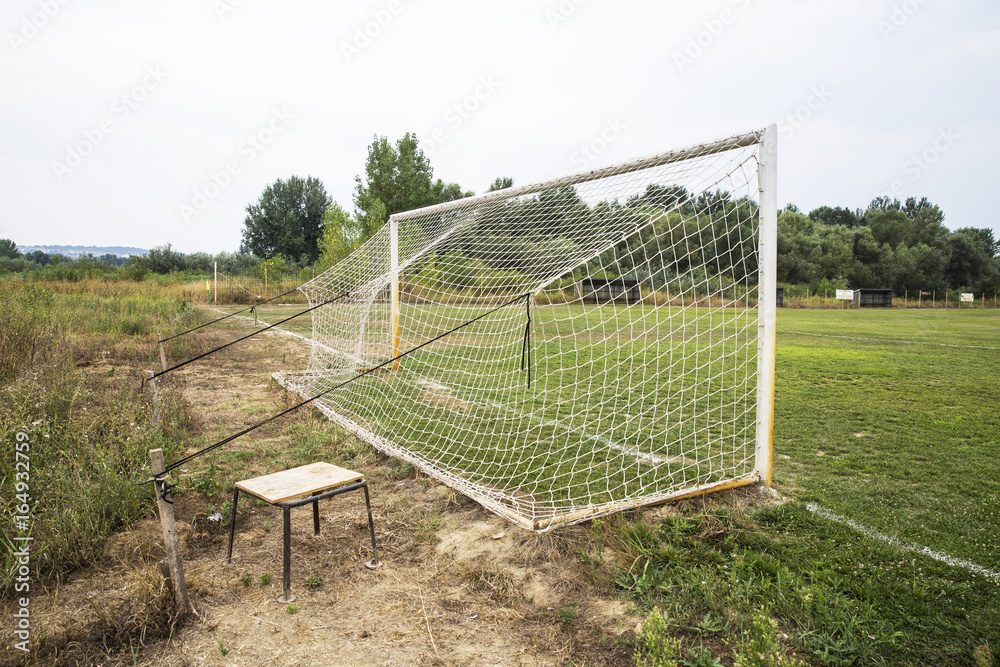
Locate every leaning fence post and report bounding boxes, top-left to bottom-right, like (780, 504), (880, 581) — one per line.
(149, 448), (190, 615)
(145, 370), (160, 428)
(157, 334), (168, 372)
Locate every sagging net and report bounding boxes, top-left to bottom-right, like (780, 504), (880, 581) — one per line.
(277, 129), (768, 530)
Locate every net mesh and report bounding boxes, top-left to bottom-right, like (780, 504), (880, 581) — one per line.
(277, 129), (768, 531)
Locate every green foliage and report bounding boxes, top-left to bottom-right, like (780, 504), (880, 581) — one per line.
(260, 573), (273, 585)
(634, 608), (683, 667)
(240, 573), (252, 588)
(733, 613), (804, 667)
(147, 244), (186, 274)
(557, 602), (578, 628)
(487, 176), (513, 192)
(317, 202), (365, 272)
(0, 280), (193, 593)
(353, 132), (472, 237)
(242, 175), (331, 263)
(286, 603), (298, 614)
(974, 644), (995, 667)
(305, 576), (322, 589)
(0, 238), (21, 259)
(776, 195), (1000, 295)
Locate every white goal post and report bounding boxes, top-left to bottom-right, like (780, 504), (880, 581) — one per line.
(277, 125), (777, 531)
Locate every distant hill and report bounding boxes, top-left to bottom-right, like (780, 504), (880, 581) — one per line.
(19, 244), (147, 258)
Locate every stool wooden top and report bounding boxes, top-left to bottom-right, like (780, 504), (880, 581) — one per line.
(235, 462), (364, 504)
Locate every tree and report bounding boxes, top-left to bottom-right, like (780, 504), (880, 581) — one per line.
(946, 228), (999, 290)
(808, 205), (861, 229)
(353, 133), (472, 236)
(0, 239), (20, 259)
(628, 184), (689, 210)
(147, 244), (185, 273)
(487, 177), (514, 192)
(317, 202), (366, 272)
(242, 175), (331, 263)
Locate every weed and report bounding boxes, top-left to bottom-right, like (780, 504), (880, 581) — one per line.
(414, 509), (441, 540)
(389, 460), (416, 480)
(682, 646), (724, 667)
(305, 576), (322, 589)
(635, 607), (682, 667)
(260, 573), (272, 586)
(240, 574), (252, 588)
(733, 613), (804, 667)
(218, 642), (228, 656)
(286, 603), (298, 614)
(558, 602), (578, 629)
(188, 461), (219, 498)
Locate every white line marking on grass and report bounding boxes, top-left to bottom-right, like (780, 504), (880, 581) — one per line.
(781, 330), (1000, 351)
(806, 503), (1000, 584)
(410, 374), (678, 467)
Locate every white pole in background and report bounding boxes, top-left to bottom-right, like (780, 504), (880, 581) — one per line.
(755, 124), (778, 487)
(390, 216), (401, 371)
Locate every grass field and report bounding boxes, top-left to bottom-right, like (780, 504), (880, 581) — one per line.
(2, 281), (997, 665)
(773, 309), (1000, 573)
(217, 300), (1000, 664)
(262, 300), (761, 525)
(220, 303), (999, 562)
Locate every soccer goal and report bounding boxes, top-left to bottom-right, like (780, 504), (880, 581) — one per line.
(276, 125), (777, 531)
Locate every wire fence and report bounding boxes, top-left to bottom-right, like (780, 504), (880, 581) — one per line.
(212, 270), (310, 305)
(777, 288), (1000, 309)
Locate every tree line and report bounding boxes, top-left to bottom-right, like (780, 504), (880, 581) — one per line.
(2, 131), (996, 296)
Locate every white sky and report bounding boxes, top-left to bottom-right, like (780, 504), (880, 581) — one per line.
(2, 0), (998, 254)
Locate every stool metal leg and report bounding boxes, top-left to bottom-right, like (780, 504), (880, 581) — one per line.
(312, 499), (320, 536)
(277, 505), (296, 603)
(363, 483), (382, 569)
(226, 488), (240, 564)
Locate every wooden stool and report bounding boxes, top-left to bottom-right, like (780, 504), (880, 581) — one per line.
(226, 462), (380, 603)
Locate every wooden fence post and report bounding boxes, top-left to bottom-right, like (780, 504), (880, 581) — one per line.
(157, 334), (167, 372)
(149, 448), (190, 615)
(145, 370), (160, 428)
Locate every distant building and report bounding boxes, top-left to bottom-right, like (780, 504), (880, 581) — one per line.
(853, 289), (893, 308)
(575, 278), (642, 304)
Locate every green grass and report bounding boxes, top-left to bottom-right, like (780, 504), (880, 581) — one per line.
(613, 307), (1000, 666)
(286, 302), (760, 519)
(773, 309), (1000, 572)
(266, 301), (999, 664)
(0, 278), (200, 593)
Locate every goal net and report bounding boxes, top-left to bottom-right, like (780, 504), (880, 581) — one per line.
(276, 126), (777, 531)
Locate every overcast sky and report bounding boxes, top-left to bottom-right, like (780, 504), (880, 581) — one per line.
(2, 0), (998, 254)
